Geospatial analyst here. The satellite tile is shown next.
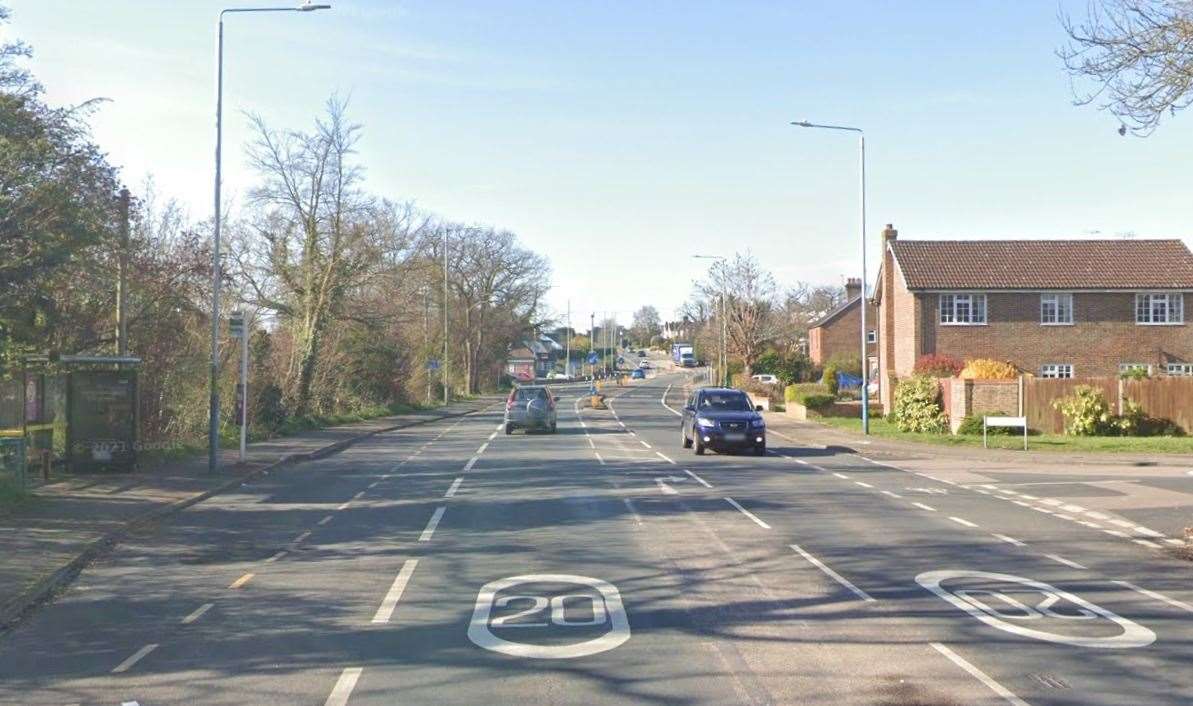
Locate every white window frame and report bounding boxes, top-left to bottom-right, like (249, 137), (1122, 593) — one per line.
(866, 329), (877, 344)
(1135, 292), (1184, 325)
(1118, 363), (1151, 375)
(1040, 292), (1074, 325)
(1166, 363), (1193, 376)
(939, 293), (987, 325)
(1040, 363), (1074, 379)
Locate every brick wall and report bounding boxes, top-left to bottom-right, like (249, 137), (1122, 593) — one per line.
(921, 292), (1192, 377)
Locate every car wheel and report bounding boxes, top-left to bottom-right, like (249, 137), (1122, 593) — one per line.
(755, 443), (766, 456)
(695, 438), (705, 455)
(681, 427), (692, 448)
(505, 423), (513, 435)
(550, 422), (557, 433)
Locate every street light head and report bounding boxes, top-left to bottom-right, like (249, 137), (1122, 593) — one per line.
(298, 2), (331, 11)
(790, 120), (813, 128)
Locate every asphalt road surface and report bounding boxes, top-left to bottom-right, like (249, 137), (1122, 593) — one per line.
(1, 371), (1191, 705)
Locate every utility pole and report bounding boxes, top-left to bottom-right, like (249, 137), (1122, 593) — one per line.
(589, 312), (595, 382)
(565, 300), (571, 379)
(442, 229), (449, 405)
(115, 188), (130, 357)
(424, 286), (431, 404)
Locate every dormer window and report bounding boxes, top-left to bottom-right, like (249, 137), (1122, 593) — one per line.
(939, 293), (986, 325)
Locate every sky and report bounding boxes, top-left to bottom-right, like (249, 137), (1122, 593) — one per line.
(6, 1), (1193, 330)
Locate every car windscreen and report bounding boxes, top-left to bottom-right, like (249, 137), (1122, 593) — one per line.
(699, 392), (752, 411)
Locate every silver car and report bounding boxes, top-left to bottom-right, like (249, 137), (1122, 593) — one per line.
(504, 385), (558, 434)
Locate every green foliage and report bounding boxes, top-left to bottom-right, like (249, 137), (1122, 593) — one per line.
(821, 354), (861, 396)
(785, 383), (834, 409)
(1119, 366), (1150, 380)
(891, 375), (947, 433)
(753, 349), (813, 385)
(956, 412), (1014, 436)
(822, 362), (840, 395)
(960, 358), (1019, 380)
(1052, 386), (1114, 436)
(914, 354), (964, 378)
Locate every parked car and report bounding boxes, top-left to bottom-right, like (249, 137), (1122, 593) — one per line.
(751, 374), (780, 385)
(638, 360), (652, 369)
(547, 371), (568, 380)
(679, 387), (766, 455)
(630, 368), (645, 379)
(505, 385), (558, 434)
(637, 350), (647, 357)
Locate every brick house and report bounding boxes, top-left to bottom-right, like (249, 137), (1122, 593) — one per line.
(874, 224), (1193, 409)
(807, 278), (878, 369)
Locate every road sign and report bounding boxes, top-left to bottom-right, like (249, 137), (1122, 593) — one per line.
(427, 359), (440, 370)
(468, 574), (630, 659)
(228, 311), (245, 339)
(587, 352), (599, 365)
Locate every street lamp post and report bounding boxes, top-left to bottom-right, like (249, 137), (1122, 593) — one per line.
(790, 120), (869, 434)
(209, 3), (331, 473)
(693, 254), (728, 386)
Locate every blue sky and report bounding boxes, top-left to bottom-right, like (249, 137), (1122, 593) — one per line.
(6, 1), (1193, 327)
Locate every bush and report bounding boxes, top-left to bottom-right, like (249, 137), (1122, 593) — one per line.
(821, 362), (840, 395)
(891, 375), (947, 433)
(1119, 366), (1150, 380)
(801, 393), (835, 409)
(914, 353), (963, 378)
(787, 382), (829, 403)
(753, 349), (814, 385)
(1053, 386), (1114, 436)
(956, 411), (1014, 436)
(959, 359), (1019, 380)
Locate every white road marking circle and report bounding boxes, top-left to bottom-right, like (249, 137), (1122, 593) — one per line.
(917, 570), (1155, 649)
(468, 574), (631, 658)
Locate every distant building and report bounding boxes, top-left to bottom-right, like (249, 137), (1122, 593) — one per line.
(807, 277), (877, 368)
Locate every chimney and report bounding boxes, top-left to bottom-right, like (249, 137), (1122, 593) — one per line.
(845, 277), (862, 301)
(881, 223), (898, 243)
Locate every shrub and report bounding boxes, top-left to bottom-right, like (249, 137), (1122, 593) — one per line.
(956, 411), (1014, 436)
(891, 375), (948, 433)
(914, 353), (963, 378)
(959, 359), (1019, 380)
(821, 362), (840, 395)
(801, 393), (835, 409)
(1119, 366), (1150, 380)
(1052, 385), (1114, 436)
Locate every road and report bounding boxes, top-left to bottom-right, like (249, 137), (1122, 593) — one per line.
(0, 371), (1191, 705)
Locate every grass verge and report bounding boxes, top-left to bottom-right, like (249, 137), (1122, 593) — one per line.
(816, 415), (1193, 453)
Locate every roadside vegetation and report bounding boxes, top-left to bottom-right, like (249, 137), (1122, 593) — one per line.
(0, 5), (548, 463)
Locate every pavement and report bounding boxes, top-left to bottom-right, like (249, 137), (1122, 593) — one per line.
(762, 411), (1193, 548)
(0, 399), (497, 634)
(0, 368), (1190, 705)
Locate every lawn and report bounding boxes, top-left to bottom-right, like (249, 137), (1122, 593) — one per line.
(815, 416), (1193, 453)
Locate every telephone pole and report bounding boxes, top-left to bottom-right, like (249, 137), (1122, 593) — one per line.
(442, 229), (450, 405)
(115, 188), (130, 356)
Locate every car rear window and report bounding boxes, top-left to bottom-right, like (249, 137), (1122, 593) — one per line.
(514, 388), (547, 401)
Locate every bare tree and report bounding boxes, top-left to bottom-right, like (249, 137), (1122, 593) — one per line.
(630, 306), (661, 345)
(1059, 0), (1193, 135)
(694, 253), (783, 377)
(241, 97), (388, 415)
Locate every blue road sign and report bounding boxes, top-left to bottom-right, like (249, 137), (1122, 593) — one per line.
(427, 359), (440, 370)
(587, 352), (599, 365)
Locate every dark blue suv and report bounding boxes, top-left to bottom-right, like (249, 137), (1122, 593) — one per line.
(679, 387), (766, 456)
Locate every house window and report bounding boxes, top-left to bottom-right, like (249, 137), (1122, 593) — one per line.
(1040, 293), (1073, 325)
(1166, 363), (1193, 376)
(1119, 363), (1151, 376)
(866, 330), (877, 344)
(939, 293), (987, 325)
(1135, 293), (1183, 325)
(1040, 364), (1073, 379)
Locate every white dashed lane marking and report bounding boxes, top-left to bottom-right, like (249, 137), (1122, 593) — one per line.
(684, 469), (712, 488)
(419, 507), (446, 542)
(111, 644), (158, 674)
(181, 603), (213, 625)
(789, 543), (875, 603)
(724, 497), (771, 529)
(912, 502), (937, 512)
(324, 667), (364, 706)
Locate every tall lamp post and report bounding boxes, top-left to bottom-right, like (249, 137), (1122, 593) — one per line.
(790, 120), (869, 434)
(693, 254), (727, 386)
(208, 2), (331, 473)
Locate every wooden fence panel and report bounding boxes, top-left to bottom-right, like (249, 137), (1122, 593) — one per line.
(1024, 377), (1118, 434)
(1124, 378), (1193, 433)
